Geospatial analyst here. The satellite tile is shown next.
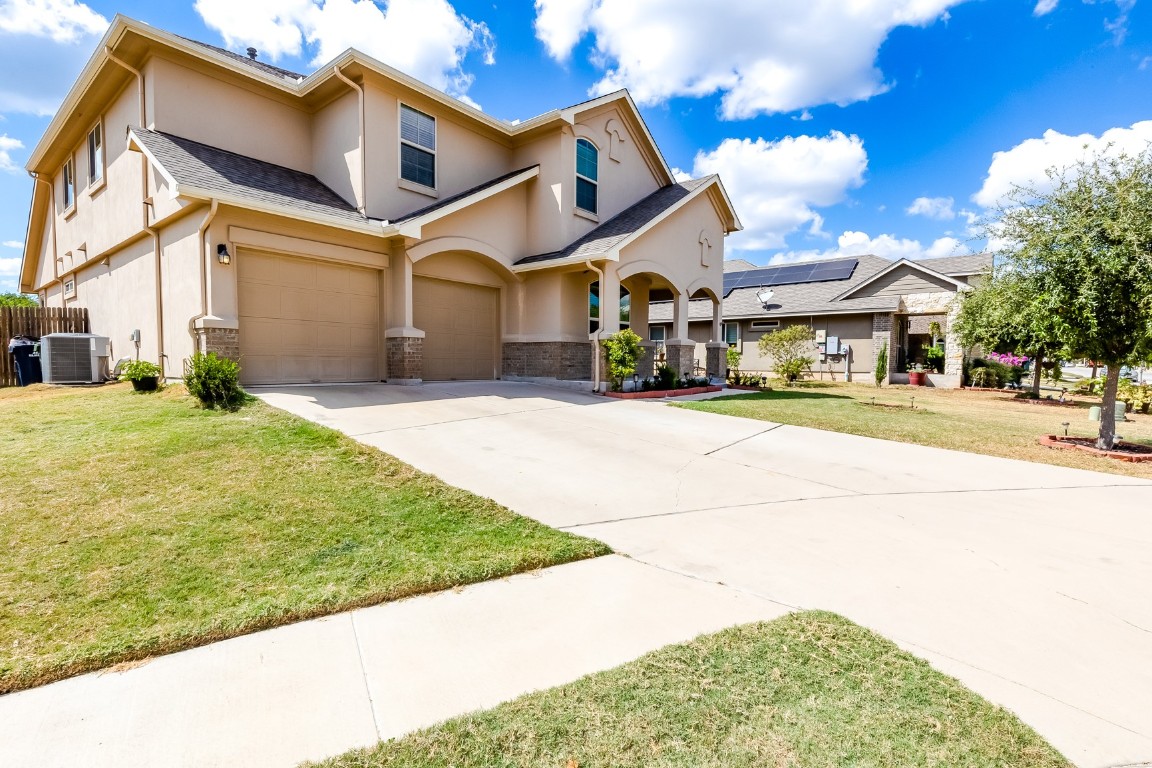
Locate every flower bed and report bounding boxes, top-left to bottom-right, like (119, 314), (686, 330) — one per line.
(604, 385), (723, 400)
(1038, 435), (1152, 462)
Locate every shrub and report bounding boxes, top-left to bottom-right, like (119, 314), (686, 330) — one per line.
(184, 352), (245, 410)
(601, 329), (644, 392)
(874, 341), (887, 388)
(925, 346), (945, 373)
(655, 364), (678, 390)
(969, 367), (999, 388)
(119, 359), (162, 382)
(725, 346), (742, 379)
(758, 325), (815, 385)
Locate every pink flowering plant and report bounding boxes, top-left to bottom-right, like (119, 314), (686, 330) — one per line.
(986, 351), (1029, 367)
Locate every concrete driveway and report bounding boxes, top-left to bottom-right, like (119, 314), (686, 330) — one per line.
(258, 381), (1152, 767)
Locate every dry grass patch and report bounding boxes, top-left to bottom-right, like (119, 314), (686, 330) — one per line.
(0, 383), (608, 693)
(677, 383), (1152, 479)
(312, 612), (1069, 768)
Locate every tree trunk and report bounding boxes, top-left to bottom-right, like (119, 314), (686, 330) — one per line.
(1098, 365), (1122, 451)
(1031, 352), (1043, 397)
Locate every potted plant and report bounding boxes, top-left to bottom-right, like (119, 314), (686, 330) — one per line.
(120, 359), (162, 392)
(908, 363), (927, 386)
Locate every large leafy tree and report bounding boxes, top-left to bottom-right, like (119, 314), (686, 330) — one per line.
(977, 149), (1152, 449)
(0, 293), (37, 308)
(954, 266), (1065, 397)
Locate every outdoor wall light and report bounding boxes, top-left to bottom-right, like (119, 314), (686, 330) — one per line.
(216, 244), (232, 265)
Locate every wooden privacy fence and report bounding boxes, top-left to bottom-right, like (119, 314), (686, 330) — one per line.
(1, 306), (90, 387)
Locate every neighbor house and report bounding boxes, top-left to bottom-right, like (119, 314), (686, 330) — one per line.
(18, 15), (740, 387)
(649, 253), (991, 387)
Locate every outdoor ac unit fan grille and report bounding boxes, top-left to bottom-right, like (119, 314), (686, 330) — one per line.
(40, 334), (110, 384)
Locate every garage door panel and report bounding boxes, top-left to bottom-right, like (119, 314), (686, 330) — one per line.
(239, 251), (380, 385)
(413, 276), (498, 381)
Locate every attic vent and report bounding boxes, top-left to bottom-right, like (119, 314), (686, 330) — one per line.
(246, 47), (258, 60)
(750, 320), (780, 331)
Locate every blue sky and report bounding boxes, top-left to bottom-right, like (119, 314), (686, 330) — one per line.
(1, 0), (1150, 294)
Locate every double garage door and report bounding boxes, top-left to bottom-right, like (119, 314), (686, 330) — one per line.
(238, 251), (380, 385)
(238, 252), (499, 385)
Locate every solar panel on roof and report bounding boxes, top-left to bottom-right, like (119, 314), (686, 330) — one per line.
(723, 258), (859, 297)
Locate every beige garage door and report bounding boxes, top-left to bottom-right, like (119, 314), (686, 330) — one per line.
(413, 276), (498, 381)
(238, 250), (379, 385)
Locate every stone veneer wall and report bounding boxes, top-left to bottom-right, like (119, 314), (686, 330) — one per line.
(502, 341), (593, 380)
(386, 337), (423, 381)
(195, 327), (239, 361)
(705, 344), (725, 380)
(664, 342), (696, 377)
(871, 313), (897, 382)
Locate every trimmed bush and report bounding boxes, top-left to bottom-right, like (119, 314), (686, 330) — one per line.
(184, 352), (245, 410)
(969, 367), (999, 388)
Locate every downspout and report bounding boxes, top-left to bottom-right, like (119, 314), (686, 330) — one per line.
(105, 47), (166, 373)
(187, 200), (219, 349)
(333, 65), (367, 216)
(585, 259), (603, 392)
(28, 172), (60, 299)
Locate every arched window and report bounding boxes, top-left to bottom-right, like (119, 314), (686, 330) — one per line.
(589, 281), (629, 334)
(575, 138), (598, 214)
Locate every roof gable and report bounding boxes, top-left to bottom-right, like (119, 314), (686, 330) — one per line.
(835, 258), (968, 301)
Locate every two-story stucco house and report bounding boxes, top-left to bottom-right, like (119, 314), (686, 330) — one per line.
(18, 16), (740, 387)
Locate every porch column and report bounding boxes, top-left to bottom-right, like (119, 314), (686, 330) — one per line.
(710, 298), (722, 342)
(385, 244), (424, 384)
(629, 280), (649, 338)
(665, 289), (694, 378)
(600, 266), (621, 335)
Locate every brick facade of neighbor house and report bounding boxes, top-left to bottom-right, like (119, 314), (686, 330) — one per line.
(665, 342), (696, 377)
(386, 337), (423, 382)
(195, 327), (240, 361)
(872, 312), (897, 381)
(502, 342), (593, 380)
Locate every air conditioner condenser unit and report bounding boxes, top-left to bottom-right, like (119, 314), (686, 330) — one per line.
(40, 333), (111, 384)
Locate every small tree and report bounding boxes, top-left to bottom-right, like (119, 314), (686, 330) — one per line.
(601, 328), (644, 392)
(0, 293), (37, 308)
(984, 148), (1152, 448)
(758, 325), (815, 385)
(725, 346), (742, 379)
(874, 340), (888, 387)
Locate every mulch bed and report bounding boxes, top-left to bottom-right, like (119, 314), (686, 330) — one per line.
(604, 385), (723, 400)
(1038, 435), (1152, 463)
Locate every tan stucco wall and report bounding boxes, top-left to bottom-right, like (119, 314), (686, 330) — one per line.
(312, 89), (361, 210)
(415, 183), (529, 269)
(147, 55), (312, 173)
(617, 192), (725, 298)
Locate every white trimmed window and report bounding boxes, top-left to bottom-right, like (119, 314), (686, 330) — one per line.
(575, 138), (598, 214)
(723, 322), (739, 345)
(649, 325), (666, 347)
(87, 122), (104, 186)
(62, 157), (75, 211)
(400, 104), (436, 189)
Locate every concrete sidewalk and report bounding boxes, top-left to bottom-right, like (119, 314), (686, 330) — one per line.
(0, 556), (787, 768)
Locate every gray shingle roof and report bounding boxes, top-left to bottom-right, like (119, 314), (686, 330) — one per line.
(515, 176), (715, 265)
(391, 165), (539, 224)
(723, 258), (756, 273)
(914, 253), (992, 275)
(181, 37), (308, 81)
(131, 128), (375, 227)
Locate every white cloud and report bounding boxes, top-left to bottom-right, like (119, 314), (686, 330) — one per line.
(906, 196), (955, 220)
(766, 230), (970, 265)
(194, 0), (494, 100)
(1033, 0), (1058, 16)
(0, 134), (24, 172)
(0, 0), (107, 115)
(1030, 0), (1136, 42)
(0, 256), (20, 275)
(0, 0), (106, 42)
(688, 132), (868, 252)
(2, 240), (23, 248)
(972, 120), (1152, 208)
(534, 0), (962, 118)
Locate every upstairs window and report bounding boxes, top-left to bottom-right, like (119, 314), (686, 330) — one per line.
(575, 138), (598, 214)
(62, 157), (75, 211)
(400, 104), (436, 189)
(87, 122), (103, 186)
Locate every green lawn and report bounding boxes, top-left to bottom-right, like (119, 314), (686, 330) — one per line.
(312, 611), (1069, 768)
(0, 384), (607, 694)
(677, 383), (1152, 479)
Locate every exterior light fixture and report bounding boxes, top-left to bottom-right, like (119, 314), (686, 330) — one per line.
(216, 244), (231, 264)
(1061, 421), (1070, 436)
(755, 287), (774, 307)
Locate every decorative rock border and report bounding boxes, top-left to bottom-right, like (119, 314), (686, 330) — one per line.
(604, 385), (723, 400)
(1038, 435), (1152, 462)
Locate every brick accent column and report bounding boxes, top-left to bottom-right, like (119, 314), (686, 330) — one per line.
(637, 341), (656, 382)
(194, 327), (239, 361)
(386, 336), (423, 384)
(944, 308), (964, 377)
(871, 313), (896, 383)
(664, 342), (695, 378)
(705, 342), (727, 381)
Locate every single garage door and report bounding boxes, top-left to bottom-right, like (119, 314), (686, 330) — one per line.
(238, 250), (380, 385)
(413, 276), (499, 381)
